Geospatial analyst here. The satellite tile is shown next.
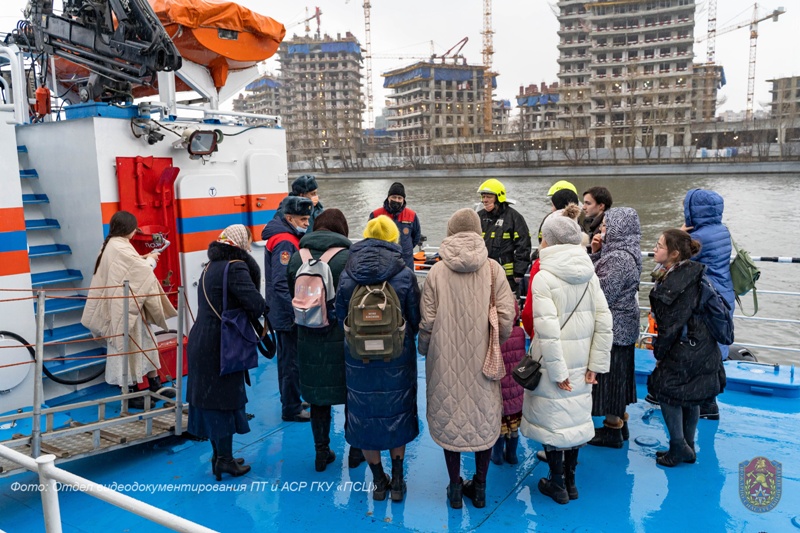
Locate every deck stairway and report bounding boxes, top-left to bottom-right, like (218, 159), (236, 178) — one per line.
(18, 145), (106, 383)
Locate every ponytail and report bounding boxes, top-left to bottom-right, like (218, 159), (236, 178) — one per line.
(93, 211), (139, 274)
(661, 228), (701, 263)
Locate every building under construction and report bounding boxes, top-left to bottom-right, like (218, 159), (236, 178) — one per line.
(382, 60), (506, 158)
(556, 0), (697, 149)
(232, 75), (282, 119)
(276, 33), (364, 167)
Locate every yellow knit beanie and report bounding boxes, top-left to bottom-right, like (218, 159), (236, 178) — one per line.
(363, 215), (400, 244)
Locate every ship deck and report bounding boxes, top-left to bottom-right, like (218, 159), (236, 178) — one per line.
(1, 351), (798, 533)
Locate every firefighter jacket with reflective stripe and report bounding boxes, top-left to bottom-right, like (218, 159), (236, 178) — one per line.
(478, 203), (532, 280)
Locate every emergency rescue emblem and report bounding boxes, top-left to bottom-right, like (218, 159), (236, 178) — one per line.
(495, 219), (503, 227)
(739, 456), (781, 512)
(403, 228), (409, 235)
(280, 251), (291, 265)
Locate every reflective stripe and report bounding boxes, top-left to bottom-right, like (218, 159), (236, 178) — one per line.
(513, 232), (520, 239)
(502, 232), (510, 239)
(503, 263), (514, 275)
(490, 232), (496, 238)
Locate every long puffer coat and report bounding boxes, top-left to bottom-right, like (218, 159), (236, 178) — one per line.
(287, 230), (351, 406)
(419, 232), (516, 452)
(648, 260), (723, 406)
(520, 244), (613, 449)
(590, 207), (643, 346)
(335, 239), (421, 451)
(684, 189), (734, 313)
(187, 242), (266, 411)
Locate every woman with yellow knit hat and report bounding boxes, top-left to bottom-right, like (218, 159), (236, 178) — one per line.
(335, 215), (421, 503)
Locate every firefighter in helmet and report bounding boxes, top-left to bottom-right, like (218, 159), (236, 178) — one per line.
(476, 179), (531, 292)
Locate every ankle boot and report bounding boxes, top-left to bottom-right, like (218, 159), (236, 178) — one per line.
(368, 462), (390, 501)
(538, 450), (569, 504)
(310, 416), (335, 472)
(490, 437), (505, 465)
(148, 375), (176, 399)
(563, 449), (579, 500)
(210, 442), (244, 475)
(588, 419), (624, 449)
(504, 432), (519, 465)
(656, 441), (696, 464)
(348, 447), (366, 468)
(656, 439), (696, 467)
(446, 478), (463, 509)
(215, 457), (251, 481)
(462, 477), (486, 508)
(621, 412), (630, 441)
(127, 387), (145, 410)
(390, 456), (406, 502)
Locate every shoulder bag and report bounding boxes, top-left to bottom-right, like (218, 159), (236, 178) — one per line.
(203, 260), (260, 376)
(512, 281), (591, 391)
(482, 262), (506, 381)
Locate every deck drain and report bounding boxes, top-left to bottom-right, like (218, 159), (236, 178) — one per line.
(634, 436), (660, 447)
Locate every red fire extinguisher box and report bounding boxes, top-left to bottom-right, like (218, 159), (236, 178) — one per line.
(137, 331), (188, 391)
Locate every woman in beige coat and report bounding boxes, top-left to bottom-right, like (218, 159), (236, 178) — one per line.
(419, 208), (516, 510)
(82, 211), (176, 409)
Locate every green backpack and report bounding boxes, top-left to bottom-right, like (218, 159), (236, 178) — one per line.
(344, 281), (406, 363)
(730, 235), (760, 316)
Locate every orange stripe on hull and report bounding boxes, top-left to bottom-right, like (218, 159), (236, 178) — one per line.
(101, 202), (121, 224)
(0, 208), (26, 232)
(177, 194), (284, 218)
(179, 230), (219, 254)
(0, 250), (30, 276)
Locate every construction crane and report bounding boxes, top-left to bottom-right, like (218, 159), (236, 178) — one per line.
(696, 4), (786, 120)
(482, 0), (494, 136)
(345, 0), (374, 132)
(287, 7), (323, 38)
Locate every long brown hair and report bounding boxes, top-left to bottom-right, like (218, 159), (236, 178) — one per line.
(661, 228), (701, 264)
(93, 211), (138, 273)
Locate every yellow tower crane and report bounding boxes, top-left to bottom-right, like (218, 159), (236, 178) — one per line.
(482, 0), (494, 136)
(696, 3), (786, 120)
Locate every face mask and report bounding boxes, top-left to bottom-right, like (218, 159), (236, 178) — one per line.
(388, 200), (404, 212)
(295, 226), (308, 234)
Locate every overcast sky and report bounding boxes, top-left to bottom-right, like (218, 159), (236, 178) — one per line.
(2, 1), (797, 117)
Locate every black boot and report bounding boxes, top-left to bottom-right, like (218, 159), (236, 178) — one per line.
(348, 447), (366, 468)
(148, 375), (176, 399)
(504, 432), (519, 465)
(656, 439), (696, 467)
(310, 415), (335, 472)
(127, 387), (145, 410)
(214, 436), (250, 481)
(446, 478), (463, 509)
(462, 477), (486, 508)
(390, 456), (406, 502)
(656, 441), (696, 464)
(210, 441), (244, 476)
(490, 437), (504, 466)
(699, 398), (719, 420)
(588, 420), (624, 449)
(563, 449), (579, 500)
(538, 450), (569, 504)
(368, 462), (390, 501)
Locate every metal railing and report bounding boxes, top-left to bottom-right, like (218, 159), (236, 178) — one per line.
(0, 445), (215, 533)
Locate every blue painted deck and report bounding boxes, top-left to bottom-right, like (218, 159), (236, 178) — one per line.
(1, 352), (798, 533)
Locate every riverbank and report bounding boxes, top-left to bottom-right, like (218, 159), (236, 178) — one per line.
(301, 160), (800, 179)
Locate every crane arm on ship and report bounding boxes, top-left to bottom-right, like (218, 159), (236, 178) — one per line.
(6, 0), (182, 102)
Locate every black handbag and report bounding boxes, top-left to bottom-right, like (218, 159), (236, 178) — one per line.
(512, 281), (591, 391)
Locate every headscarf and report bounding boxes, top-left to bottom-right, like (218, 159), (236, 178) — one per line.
(217, 224), (251, 252)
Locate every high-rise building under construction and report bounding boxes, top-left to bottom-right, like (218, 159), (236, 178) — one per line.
(557, 0), (697, 150)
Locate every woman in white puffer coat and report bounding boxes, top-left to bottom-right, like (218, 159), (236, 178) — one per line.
(520, 205), (613, 505)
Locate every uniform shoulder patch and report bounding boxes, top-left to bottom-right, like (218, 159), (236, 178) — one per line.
(280, 251), (291, 265)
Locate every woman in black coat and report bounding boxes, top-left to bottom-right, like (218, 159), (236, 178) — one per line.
(187, 225), (266, 480)
(649, 229), (725, 467)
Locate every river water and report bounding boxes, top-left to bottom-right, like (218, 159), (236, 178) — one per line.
(319, 174), (800, 364)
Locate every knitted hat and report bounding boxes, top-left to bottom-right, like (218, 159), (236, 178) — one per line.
(281, 196), (314, 216)
(291, 174), (318, 195)
(447, 208), (481, 236)
(388, 182), (406, 198)
(363, 215), (399, 244)
(541, 209), (583, 246)
(552, 188), (579, 210)
(313, 208), (349, 237)
(217, 224), (251, 251)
